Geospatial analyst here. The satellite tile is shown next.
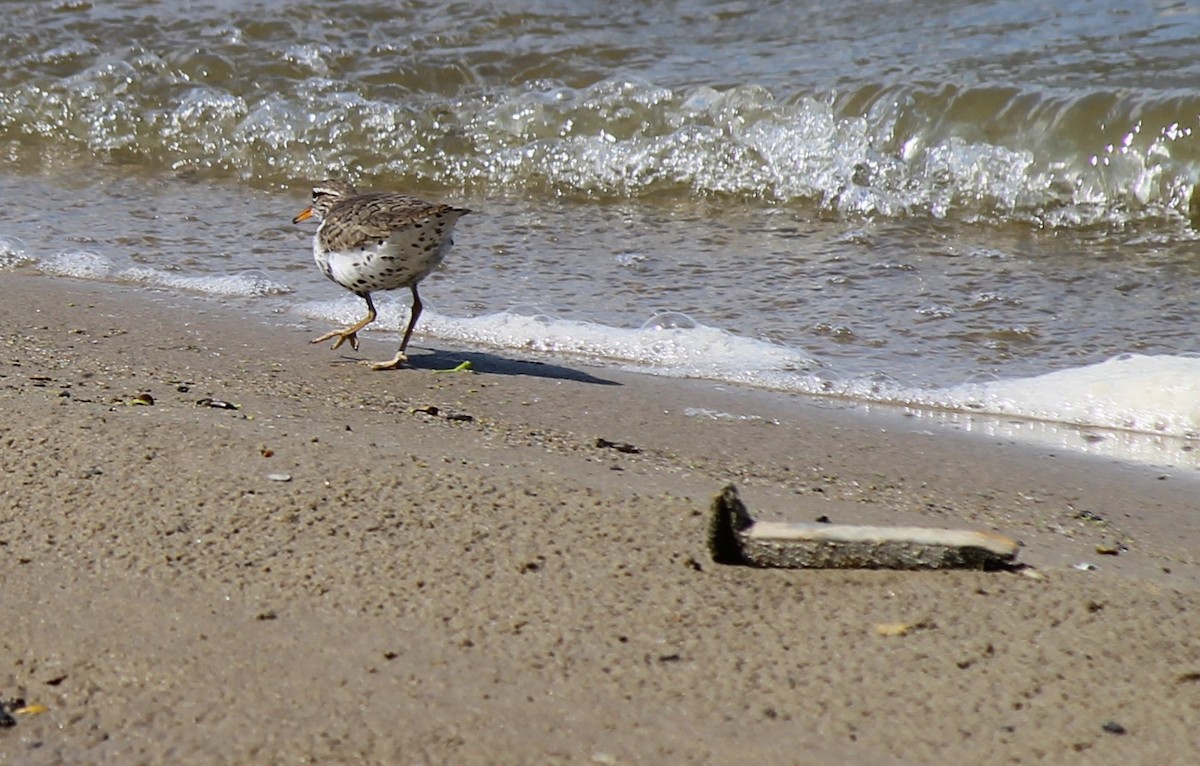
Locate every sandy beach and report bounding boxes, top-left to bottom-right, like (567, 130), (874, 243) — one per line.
(1, 273), (1198, 765)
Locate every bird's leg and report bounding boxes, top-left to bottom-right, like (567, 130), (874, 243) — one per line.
(368, 285), (423, 371)
(312, 293), (377, 352)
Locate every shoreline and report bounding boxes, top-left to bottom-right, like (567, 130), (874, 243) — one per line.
(2, 273), (1198, 764)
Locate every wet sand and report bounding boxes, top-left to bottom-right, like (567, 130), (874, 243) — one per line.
(1, 273), (1198, 765)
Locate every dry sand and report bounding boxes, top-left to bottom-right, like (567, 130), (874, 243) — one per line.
(1, 273), (1198, 765)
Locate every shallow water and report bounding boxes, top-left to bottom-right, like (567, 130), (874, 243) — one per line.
(3, 0), (1200, 465)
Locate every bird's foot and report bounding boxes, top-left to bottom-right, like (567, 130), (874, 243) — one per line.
(366, 351), (409, 371)
(311, 328), (360, 352)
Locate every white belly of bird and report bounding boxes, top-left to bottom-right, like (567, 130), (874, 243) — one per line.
(313, 226), (457, 295)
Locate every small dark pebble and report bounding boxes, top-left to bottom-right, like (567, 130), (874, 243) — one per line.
(815, 515), (831, 524)
(256, 610), (278, 621)
(658, 653), (681, 663)
(383, 651), (398, 661)
(1101, 721), (1127, 735)
(45, 675), (67, 687)
(445, 413), (474, 422)
(412, 405), (439, 416)
(1076, 510), (1104, 522)
(0, 697), (22, 728)
(596, 437), (640, 454)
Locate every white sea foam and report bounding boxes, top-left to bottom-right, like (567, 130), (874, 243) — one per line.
(120, 267), (291, 297)
(904, 406), (1200, 470)
(881, 354), (1200, 469)
(927, 354), (1200, 438)
(293, 298), (819, 378)
(666, 351), (1200, 448)
(0, 236), (31, 268)
(37, 250), (114, 279)
(295, 298), (1200, 438)
(683, 407), (777, 425)
(23, 252), (291, 298)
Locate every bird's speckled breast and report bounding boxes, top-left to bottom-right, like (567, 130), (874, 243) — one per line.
(313, 208), (466, 296)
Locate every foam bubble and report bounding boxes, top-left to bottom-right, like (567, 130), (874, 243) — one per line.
(0, 236), (31, 268)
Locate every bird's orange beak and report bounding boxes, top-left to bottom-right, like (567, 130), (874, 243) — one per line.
(292, 207), (314, 224)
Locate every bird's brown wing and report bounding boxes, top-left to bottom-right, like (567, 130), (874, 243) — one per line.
(320, 193), (468, 251)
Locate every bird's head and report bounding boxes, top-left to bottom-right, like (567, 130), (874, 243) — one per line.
(292, 180), (358, 224)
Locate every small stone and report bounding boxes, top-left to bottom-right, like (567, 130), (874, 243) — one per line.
(267, 473), (292, 482)
(1101, 721), (1127, 735)
(197, 397), (239, 410)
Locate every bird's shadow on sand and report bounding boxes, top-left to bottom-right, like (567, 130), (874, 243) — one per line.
(369, 346), (622, 386)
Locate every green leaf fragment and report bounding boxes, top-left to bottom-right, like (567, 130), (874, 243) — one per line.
(433, 361), (473, 374)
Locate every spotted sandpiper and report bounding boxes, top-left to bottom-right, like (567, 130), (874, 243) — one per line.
(293, 180), (470, 370)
